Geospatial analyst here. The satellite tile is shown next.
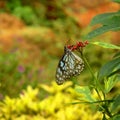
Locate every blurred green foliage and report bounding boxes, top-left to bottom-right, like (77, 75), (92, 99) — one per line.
(1, 0), (81, 40)
(0, 50), (41, 99)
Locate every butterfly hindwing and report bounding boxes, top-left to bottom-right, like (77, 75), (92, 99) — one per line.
(56, 47), (84, 85)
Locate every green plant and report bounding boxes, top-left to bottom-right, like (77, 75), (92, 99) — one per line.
(68, 0), (120, 120)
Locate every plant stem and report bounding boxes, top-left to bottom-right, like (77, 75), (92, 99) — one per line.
(84, 56), (102, 99)
(82, 56), (95, 79)
(79, 49), (102, 100)
(78, 48), (113, 118)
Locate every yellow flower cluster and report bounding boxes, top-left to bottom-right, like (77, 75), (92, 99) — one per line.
(0, 82), (102, 120)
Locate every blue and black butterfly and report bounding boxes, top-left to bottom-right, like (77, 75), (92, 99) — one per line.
(56, 46), (84, 85)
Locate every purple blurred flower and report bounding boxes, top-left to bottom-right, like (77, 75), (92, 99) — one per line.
(18, 65), (25, 73)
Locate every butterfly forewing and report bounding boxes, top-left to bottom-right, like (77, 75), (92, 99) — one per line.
(56, 46), (84, 85)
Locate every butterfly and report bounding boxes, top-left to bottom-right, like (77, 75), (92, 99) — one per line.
(56, 46), (84, 85)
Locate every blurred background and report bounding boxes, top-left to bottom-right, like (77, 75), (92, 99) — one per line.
(0, 0), (120, 119)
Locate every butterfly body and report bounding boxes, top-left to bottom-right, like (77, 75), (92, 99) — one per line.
(56, 46), (84, 85)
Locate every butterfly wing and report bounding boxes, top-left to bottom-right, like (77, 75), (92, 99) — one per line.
(69, 52), (84, 76)
(56, 47), (84, 85)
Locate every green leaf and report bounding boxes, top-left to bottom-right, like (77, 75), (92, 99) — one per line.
(116, 74), (120, 81)
(102, 114), (107, 120)
(108, 68), (120, 78)
(98, 57), (120, 80)
(104, 75), (118, 93)
(75, 85), (95, 102)
(110, 115), (120, 120)
(90, 11), (120, 26)
(86, 13), (120, 39)
(113, 52), (120, 58)
(112, 0), (120, 3)
(86, 23), (120, 39)
(90, 41), (120, 49)
(111, 95), (120, 113)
